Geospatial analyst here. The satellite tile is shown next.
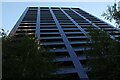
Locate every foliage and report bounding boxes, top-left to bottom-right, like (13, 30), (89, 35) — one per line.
(2, 29), (57, 79)
(0, 29), (8, 38)
(102, 2), (120, 27)
(85, 29), (120, 80)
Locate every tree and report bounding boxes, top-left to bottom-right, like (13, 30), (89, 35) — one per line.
(2, 29), (57, 79)
(0, 29), (8, 38)
(85, 29), (120, 80)
(102, 2), (120, 28)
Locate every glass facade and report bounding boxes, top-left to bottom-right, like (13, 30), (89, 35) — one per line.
(9, 7), (120, 80)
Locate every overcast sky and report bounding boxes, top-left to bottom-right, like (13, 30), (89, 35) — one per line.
(1, 1), (120, 34)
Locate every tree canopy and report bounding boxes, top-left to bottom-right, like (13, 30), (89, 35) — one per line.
(2, 29), (57, 79)
(85, 29), (120, 80)
(102, 2), (120, 27)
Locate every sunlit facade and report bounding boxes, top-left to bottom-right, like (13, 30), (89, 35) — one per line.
(9, 7), (120, 80)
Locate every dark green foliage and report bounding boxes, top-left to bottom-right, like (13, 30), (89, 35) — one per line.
(85, 29), (120, 80)
(2, 30), (57, 79)
(102, 2), (120, 27)
(0, 29), (8, 38)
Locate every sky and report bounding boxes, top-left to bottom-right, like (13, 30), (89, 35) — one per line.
(1, 1), (119, 34)
(1, 0), (119, 2)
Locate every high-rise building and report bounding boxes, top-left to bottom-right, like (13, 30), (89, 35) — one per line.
(9, 7), (120, 80)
